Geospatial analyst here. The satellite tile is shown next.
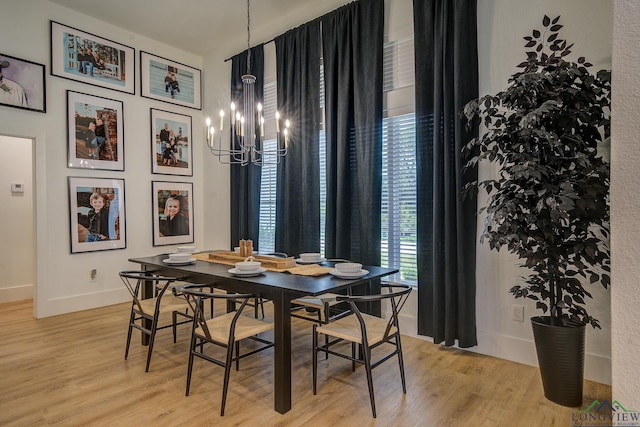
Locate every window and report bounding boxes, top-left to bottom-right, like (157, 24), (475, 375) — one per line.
(381, 31), (417, 284)
(381, 113), (417, 283)
(258, 79), (278, 253)
(258, 30), (417, 285)
(319, 60), (326, 257)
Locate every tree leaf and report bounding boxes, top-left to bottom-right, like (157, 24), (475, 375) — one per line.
(550, 24), (563, 31)
(543, 15), (550, 27)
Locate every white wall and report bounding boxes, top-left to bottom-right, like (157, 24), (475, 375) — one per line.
(0, 136), (35, 302)
(611, 0), (640, 410)
(0, 0), (210, 317)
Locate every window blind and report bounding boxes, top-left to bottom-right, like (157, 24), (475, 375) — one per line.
(381, 32), (417, 284)
(258, 80), (278, 253)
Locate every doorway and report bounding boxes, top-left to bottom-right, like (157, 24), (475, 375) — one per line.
(0, 135), (35, 303)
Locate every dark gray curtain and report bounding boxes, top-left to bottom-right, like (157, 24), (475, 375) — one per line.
(413, 0), (479, 347)
(230, 45), (264, 249)
(274, 22), (322, 257)
(321, 0), (383, 316)
(321, 0), (383, 267)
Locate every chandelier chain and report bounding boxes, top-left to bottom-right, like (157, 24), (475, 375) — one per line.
(246, 0), (251, 74)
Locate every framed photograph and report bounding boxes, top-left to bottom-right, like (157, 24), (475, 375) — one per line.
(152, 181), (194, 246)
(0, 53), (46, 113)
(140, 51), (201, 110)
(67, 90), (124, 171)
(50, 21), (135, 95)
(69, 176), (126, 253)
(151, 109), (193, 176)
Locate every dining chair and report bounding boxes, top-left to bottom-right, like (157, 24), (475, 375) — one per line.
(291, 259), (354, 324)
(312, 282), (412, 418)
(119, 270), (193, 372)
(180, 284), (274, 416)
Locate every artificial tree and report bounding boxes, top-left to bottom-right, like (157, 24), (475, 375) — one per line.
(462, 15), (611, 329)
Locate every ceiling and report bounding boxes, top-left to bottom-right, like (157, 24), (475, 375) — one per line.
(49, 0), (348, 57)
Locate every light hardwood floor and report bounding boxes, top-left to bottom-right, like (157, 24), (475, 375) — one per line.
(0, 299), (610, 426)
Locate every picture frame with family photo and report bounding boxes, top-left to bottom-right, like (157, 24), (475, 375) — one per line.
(68, 176), (126, 254)
(150, 108), (193, 176)
(140, 51), (202, 110)
(152, 181), (194, 246)
(50, 21), (135, 95)
(67, 90), (124, 171)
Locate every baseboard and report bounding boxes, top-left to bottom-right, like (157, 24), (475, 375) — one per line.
(0, 284), (33, 303)
(394, 311), (611, 385)
(36, 287), (130, 318)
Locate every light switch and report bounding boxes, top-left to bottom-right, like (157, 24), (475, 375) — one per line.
(11, 183), (25, 193)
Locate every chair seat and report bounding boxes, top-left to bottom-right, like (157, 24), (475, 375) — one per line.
(138, 294), (189, 316)
(292, 293), (343, 309)
(195, 312), (274, 342)
(316, 313), (397, 345)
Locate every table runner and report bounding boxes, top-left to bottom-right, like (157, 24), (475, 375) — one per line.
(191, 252), (333, 276)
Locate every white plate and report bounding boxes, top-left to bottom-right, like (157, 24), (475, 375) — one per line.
(162, 258), (196, 265)
(329, 269), (369, 279)
(228, 267), (267, 277)
(295, 257), (327, 264)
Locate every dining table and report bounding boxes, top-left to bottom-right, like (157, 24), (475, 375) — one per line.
(128, 253), (398, 414)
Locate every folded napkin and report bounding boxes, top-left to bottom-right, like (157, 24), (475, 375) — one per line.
(286, 265), (333, 276)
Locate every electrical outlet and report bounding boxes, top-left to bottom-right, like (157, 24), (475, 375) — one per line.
(512, 305), (524, 322)
(90, 269), (97, 282)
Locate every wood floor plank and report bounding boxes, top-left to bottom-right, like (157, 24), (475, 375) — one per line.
(0, 299), (610, 426)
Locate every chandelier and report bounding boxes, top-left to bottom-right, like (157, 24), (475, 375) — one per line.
(205, 0), (290, 166)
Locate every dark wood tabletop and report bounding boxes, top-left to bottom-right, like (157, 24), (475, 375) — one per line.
(128, 254), (398, 414)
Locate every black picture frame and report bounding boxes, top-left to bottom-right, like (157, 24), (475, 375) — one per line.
(150, 108), (193, 176)
(140, 51), (202, 110)
(0, 53), (46, 113)
(50, 21), (136, 95)
(68, 176), (127, 253)
(152, 181), (194, 246)
(67, 90), (125, 171)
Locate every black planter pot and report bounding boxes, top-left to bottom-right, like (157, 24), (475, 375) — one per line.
(531, 316), (586, 407)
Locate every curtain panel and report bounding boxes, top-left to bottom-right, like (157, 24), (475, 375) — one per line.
(321, 0), (384, 267)
(229, 45), (265, 249)
(413, 0), (479, 347)
(274, 22), (322, 257)
(321, 0), (384, 316)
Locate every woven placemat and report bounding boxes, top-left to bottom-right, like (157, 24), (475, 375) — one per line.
(285, 265), (333, 276)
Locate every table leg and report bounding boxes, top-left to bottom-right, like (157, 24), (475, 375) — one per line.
(272, 292), (292, 414)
